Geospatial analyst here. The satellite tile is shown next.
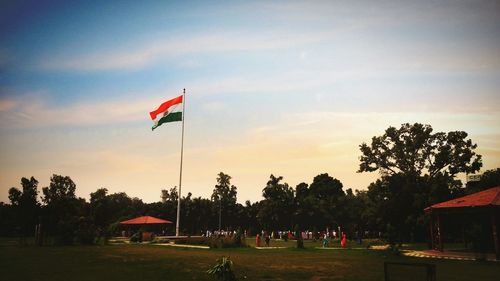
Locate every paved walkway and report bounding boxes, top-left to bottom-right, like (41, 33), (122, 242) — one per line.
(403, 249), (498, 262)
(154, 243), (210, 249)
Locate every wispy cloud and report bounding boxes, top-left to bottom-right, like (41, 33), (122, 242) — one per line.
(38, 30), (338, 72)
(0, 98), (17, 112)
(0, 92), (160, 129)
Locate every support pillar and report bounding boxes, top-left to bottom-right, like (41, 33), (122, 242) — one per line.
(491, 209), (499, 260)
(437, 212), (443, 252)
(429, 211), (434, 250)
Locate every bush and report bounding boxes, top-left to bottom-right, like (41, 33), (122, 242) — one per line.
(365, 239), (386, 249)
(54, 217), (78, 245)
(174, 237), (209, 245)
(75, 216), (96, 245)
(170, 235), (247, 248)
(206, 256), (237, 281)
(151, 237), (170, 244)
(209, 235), (247, 249)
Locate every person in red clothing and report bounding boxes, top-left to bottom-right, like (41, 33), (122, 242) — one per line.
(341, 233), (347, 248)
(256, 234), (261, 247)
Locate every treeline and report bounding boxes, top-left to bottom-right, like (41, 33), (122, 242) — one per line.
(1, 123), (499, 245)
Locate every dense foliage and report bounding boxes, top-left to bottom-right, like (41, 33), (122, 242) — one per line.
(0, 123), (495, 245)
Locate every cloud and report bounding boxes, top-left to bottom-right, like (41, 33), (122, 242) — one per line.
(38, 30), (338, 72)
(0, 92), (163, 129)
(202, 101), (226, 113)
(0, 98), (17, 112)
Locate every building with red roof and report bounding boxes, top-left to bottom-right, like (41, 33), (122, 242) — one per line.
(425, 186), (500, 260)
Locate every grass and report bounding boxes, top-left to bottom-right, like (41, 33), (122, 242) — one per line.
(0, 237), (499, 281)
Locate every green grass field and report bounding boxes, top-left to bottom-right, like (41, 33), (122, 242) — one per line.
(0, 238), (498, 281)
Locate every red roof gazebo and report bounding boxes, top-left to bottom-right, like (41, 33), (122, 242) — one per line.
(120, 216), (173, 225)
(425, 186), (500, 260)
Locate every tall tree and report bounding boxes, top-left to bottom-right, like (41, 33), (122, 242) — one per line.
(89, 188), (111, 230)
(358, 123), (482, 242)
(295, 174), (345, 230)
(42, 174), (82, 244)
(309, 173), (344, 199)
(258, 174), (295, 230)
(42, 174), (76, 205)
(8, 177), (40, 240)
(211, 172), (238, 230)
(358, 123), (482, 178)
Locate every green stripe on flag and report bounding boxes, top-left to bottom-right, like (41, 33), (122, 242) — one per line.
(152, 112), (182, 130)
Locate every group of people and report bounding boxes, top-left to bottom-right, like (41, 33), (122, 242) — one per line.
(201, 227), (369, 248)
(255, 233), (271, 247)
(321, 232), (347, 248)
(254, 229), (350, 248)
(204, 230), (244, 238)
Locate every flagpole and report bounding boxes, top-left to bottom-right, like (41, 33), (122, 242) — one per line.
(176, 88), (186, 237)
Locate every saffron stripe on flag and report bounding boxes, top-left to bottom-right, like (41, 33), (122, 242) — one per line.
(150, 95), (183, 120)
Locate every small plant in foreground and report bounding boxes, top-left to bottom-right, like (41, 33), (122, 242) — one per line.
(207, 256), (237, 281)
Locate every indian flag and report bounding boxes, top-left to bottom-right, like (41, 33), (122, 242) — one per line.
(149, 95), (183, 131)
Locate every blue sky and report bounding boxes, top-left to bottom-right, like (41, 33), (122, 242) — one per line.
(1, 0), (499, 203)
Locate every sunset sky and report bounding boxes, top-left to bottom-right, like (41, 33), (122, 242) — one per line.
(1, 0), (499, 204)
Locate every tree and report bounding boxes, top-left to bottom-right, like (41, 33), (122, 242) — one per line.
(42, 174), (76, 205)
(309, 173), (344, 199)
(258, 175), (295, 230)
(358, 123), (482, 242)
(211, 173), (237, 205)
(358, 123), (482, 178)
(90, 188), (111, 231)
(211, 172), (238, 230)
(466, 168), (500, 194)
(41, 174), (82, 244)
(8, 177), (40, 241)
(294, 174), (345, 230)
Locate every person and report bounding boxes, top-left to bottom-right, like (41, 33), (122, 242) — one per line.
(256, 234), (261, 247)
(322, 233), (329, 248)
(265, 233), (270, 247)
(341, 233), (347, 248)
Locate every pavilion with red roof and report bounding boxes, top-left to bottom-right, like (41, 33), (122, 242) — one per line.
(425, 186), (500, 260)
(120, 216), (173, 225)
(120, 216), (173, 240)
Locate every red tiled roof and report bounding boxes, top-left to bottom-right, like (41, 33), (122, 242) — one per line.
(427, 186), (500, 210)
(120, 216), (173, 225)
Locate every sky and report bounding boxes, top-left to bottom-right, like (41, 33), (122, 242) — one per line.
(1, 0), (499, 204)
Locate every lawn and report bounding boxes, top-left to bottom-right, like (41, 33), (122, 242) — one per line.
(0, 238), (498, 281)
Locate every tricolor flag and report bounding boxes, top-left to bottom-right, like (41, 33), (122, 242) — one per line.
(149, 95), (183, 130)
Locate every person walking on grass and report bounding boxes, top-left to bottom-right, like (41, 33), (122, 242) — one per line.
(256, 234), (261, 247)
(322, 233), (329, 248)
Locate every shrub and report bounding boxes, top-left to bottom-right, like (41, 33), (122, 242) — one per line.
(75, 216), (96, 245)
(206, 256), (237, 281)
(209, 235), (247, 249)
(174, 237), (209, 245)
(54, 217), (78, 245)
(365, 238), (386, 249)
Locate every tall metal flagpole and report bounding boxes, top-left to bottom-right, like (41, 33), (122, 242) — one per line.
(176, 88), (186, 237)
